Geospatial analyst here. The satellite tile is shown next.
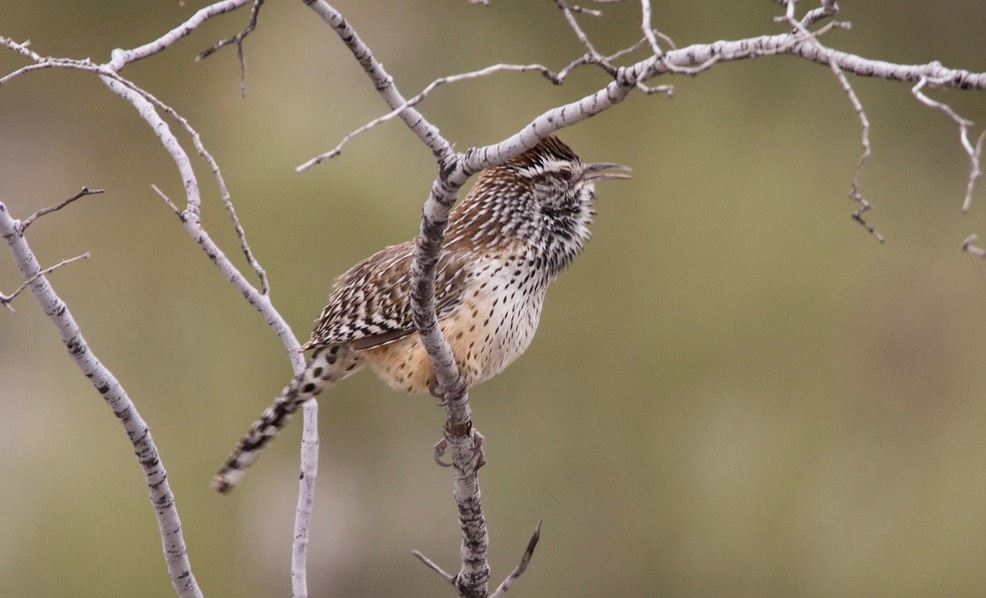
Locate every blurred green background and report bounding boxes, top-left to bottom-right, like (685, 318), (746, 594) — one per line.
(3, 1), (986, 596)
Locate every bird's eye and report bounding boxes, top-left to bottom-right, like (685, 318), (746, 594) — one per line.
(557, 169), (573, 181)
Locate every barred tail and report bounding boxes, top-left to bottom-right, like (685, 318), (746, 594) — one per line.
(211, 344), (362, 493)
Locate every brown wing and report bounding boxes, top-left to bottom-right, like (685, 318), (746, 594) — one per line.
(303, 240), (472, 351)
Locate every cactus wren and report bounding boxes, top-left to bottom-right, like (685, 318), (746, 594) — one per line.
(212, 136), (629, 493)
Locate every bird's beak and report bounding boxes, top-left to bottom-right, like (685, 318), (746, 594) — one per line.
(584, 162), (633, 182)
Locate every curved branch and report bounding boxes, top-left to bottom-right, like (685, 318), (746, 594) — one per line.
(0, 202), (203, 598)
(97, 74), (301, 367)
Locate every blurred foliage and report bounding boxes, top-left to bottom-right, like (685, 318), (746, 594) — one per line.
(3, 1), (986, 596)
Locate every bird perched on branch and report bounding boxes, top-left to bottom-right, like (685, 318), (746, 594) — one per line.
(213, 135), (630, 493)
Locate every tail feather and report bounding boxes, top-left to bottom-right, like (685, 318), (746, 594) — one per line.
(211, 344), (361, 493)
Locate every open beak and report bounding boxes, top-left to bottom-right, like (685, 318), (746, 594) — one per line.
(584, 162), (633, 182)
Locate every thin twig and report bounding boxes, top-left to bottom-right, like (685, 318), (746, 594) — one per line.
(569, 4), (603, 17)
(489, 520), (543, 598)
(556, 0), (608, 65)
(834, 61), (882, 241)
(412, 549), (455, 583)
(20, 187), (104, 231)
(197, 0), (265, 98)
(965, 129), (986, 211)
(106, 70), (271, 294)
(298, 63), (556, 171)
(1, 251), (90, 313)
(151, 184), (183, 216)
(778, 3), (883, 241)
(640, 0), (663, 56)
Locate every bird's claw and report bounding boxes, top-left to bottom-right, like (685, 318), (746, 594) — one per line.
(433, 437), (452, 467)
(428, 380), (448, 405)
(433, 428), (486, 471)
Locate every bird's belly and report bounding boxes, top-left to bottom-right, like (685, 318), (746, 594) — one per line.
(359, 271), (545, 394)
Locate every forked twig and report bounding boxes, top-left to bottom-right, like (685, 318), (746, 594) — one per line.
(912, 76), (986, 211)
(197, 0), (264, 97)
(778, 1), (883, 241)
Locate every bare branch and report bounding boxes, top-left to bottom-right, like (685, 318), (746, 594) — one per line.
(10, 2), (986, 595)
(20, 186), (104, 231)
(0, 201), (203, 598)
(291, 400), (319, 598)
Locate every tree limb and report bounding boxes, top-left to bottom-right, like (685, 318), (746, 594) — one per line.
(0, 201), (203, 598)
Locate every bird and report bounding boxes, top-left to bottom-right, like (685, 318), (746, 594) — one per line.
(212, 135), (630, 493)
